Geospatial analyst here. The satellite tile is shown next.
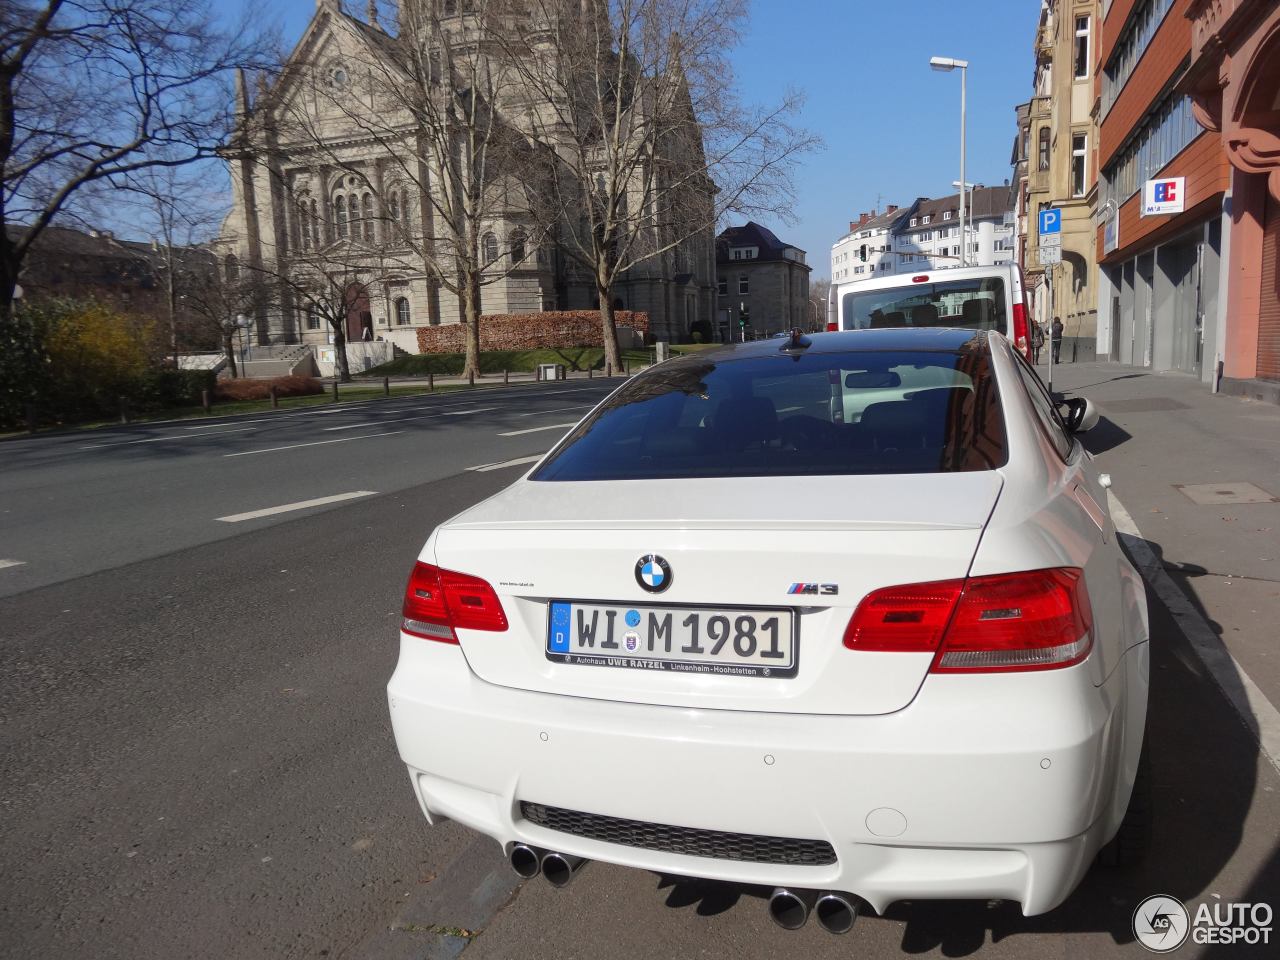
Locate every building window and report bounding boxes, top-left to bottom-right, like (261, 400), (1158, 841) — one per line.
(1038, 127), (1050, 172)
(1071, 133), (1087, 197)
(510, 228), (527, 265)
(942, 210), (952, 220)
(395, 297), (411, 325)
(1074, 16), (1091, 79)
(309, 199), (319, 246)
(482, 232), (498, 266)
(909, 217), (918, 227)
(362, 193), (374, 241)
(717, 276), (727, 296)
(334, 195), (348, 239)
(1102, 0), (1175, 114)
(224, 254), (239, 282)
(738, 274), (749, 295)
(1100, 93), (1198, 207)
(305, 304), (320, 330)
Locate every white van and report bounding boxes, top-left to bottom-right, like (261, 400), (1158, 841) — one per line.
(828, 263), (1033, 360)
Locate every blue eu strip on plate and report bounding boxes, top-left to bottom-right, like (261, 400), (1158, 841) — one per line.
(548, 602), (572, 652)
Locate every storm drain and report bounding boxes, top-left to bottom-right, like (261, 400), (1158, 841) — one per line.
(520, 801), (837, 866)
(1173, 482), (1278, 505)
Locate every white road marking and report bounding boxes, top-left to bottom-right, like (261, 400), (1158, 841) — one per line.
(186, 420), (272, 430)
(216, 490), (377, 523)
(0, 559), (27, 571)
(223, 432), (404, 458)
(321, 406), (499, 432)
(516, 404), (593, 417)
(498, 422), (576, 437)
(1110, 491), (1280, 774)
(467, 455), (545, 473)
(124, 427), (258, 444)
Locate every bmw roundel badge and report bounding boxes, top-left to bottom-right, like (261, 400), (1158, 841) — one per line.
(635, 554), (672, 594)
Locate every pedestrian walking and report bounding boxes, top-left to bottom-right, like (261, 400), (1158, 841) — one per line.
(1051, 317), (1064, 364)
(1032, 322), (1045, 363)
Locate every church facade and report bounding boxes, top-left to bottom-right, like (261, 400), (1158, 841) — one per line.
(215, 0), (717, 351)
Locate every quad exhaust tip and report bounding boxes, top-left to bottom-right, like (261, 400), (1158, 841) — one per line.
(814, 892), (861, 934)
(509, 843), (542, 879)
(767, 887), (815, 930)
(540, 851), (587, 888)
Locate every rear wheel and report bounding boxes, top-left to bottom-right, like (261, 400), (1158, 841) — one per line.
(1098, 743), (1151, 867)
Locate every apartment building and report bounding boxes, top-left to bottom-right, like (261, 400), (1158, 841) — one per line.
(830, 205), (913, 285)
(716, 222), (811, 339)
(1177, 0), (1280, 399)
(896, 187), (1016, 272)
(1094, 0), (1231, 384)
(1022, 0), (1102, 361)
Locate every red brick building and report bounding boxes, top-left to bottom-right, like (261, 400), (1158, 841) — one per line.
(1180, 0), (1280, 399)
(1095, 0), (1279, 399)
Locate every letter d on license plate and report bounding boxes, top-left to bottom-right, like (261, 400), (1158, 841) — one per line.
(545, 600), (797, 678)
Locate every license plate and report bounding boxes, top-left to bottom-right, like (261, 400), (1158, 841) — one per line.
(546, 601), (797, 678)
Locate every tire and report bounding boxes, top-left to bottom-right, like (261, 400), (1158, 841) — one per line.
(1098, 743), (1151, 867)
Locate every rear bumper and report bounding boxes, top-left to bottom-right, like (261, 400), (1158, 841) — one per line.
(387, 638), (1137, 916)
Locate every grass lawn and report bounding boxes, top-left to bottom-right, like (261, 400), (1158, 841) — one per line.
(363, 345), (667, 379)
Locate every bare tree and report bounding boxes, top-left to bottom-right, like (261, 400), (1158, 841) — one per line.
(0, 0), (276, 321)
(504, 0), (819, 370)
(264, 0), (549, 380)
(808, 277), (830, 331)
(181, 257), (260, 378)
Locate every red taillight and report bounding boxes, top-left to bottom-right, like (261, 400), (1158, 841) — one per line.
(826, 321), (839, 331)
(912, 274), (930, 283)
(1012, 300), (1032, 360)
(842, 568), (1093, 672)
(843, 579), (964, 651)
(402, 561), (508, 642)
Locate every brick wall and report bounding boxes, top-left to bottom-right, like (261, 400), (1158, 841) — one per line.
(416, 311), (649, 353)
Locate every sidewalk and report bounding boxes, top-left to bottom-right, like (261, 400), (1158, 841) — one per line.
(1041, 359), (1280, 730)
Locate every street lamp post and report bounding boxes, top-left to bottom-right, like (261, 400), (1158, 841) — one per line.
(930, 56), (969, 266)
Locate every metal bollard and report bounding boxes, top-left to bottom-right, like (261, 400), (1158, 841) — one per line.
(269, 385), (278, 409)
(428, 372), (434, 392)
(201, 389), (211, 414)
(332, 380), (339, 402)
(383, 376), (390, 397)
(625, 360), (630, 376)
(588, 367), (592, 379)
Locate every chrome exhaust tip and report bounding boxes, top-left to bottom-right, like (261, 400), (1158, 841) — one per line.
(540, 851), (587, 888)
(509, 843), (542, 879)
(767, 887), (815, 930)
(814, 892), (861, 934)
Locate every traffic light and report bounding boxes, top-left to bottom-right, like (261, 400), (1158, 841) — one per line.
(859, 244), (867, 262)
(739, 316), (746, 329)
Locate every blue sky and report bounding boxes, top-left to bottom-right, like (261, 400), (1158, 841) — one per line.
(214, 0), (1041, 280)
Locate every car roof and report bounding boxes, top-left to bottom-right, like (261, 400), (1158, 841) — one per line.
(671, 328), (991, 364)
(833, 263), (1019, 294)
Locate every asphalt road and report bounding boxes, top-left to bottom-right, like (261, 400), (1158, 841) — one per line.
(2, 370), (1278, 959)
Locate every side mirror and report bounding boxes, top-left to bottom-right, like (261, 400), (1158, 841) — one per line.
(1062, 397), (1100, 433)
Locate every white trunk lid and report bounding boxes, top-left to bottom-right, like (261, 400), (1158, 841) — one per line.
(431, 473), (1001, 715)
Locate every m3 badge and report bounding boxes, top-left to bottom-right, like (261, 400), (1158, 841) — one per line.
(787, 583), (838, 596)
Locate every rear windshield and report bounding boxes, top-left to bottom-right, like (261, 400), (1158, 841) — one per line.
(841, 277), (1007, 333)
(531, 348), (1007, 481)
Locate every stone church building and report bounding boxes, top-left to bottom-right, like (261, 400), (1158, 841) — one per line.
(216, 0), (716, 351)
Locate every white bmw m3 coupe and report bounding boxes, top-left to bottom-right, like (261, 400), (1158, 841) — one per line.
(387, 328), (1150, 933)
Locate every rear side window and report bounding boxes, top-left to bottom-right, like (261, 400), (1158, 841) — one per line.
(531, 349), (1008, 481)
(1011, 352), (1073, 460)
(842, 277), (1007, 333)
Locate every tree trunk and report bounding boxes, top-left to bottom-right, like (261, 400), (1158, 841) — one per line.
(222, 334), (239, 378)
(461, 268), (482, 381)
(0, 246), (20, 324)
(597, 275), (622, 374)
(333, 328), (352, 382)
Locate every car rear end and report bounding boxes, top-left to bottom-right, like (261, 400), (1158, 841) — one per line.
(387, 332), (1134, 919)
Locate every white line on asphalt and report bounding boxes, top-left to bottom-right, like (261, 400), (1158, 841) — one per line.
(497, 422), (576, 437)
(223, 431), (404, 457)
(185, 420), (272, 430)
(1110, 491), (1280, 774)
(123, 426), (258, 444)
(320, 406), (499, 432)
(216, 490), (378, 523)
(0, 559), (27, 571)
(467, 454), (546, 473)
(515, 404), (593, 417)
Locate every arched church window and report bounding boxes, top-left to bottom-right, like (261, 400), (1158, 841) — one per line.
(395, 297), (411, 325)
(482, 232), (498, 266)
(362, 193), (374, 241)
(335, 195), (348, 239)
(310, 199), (319, 245)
